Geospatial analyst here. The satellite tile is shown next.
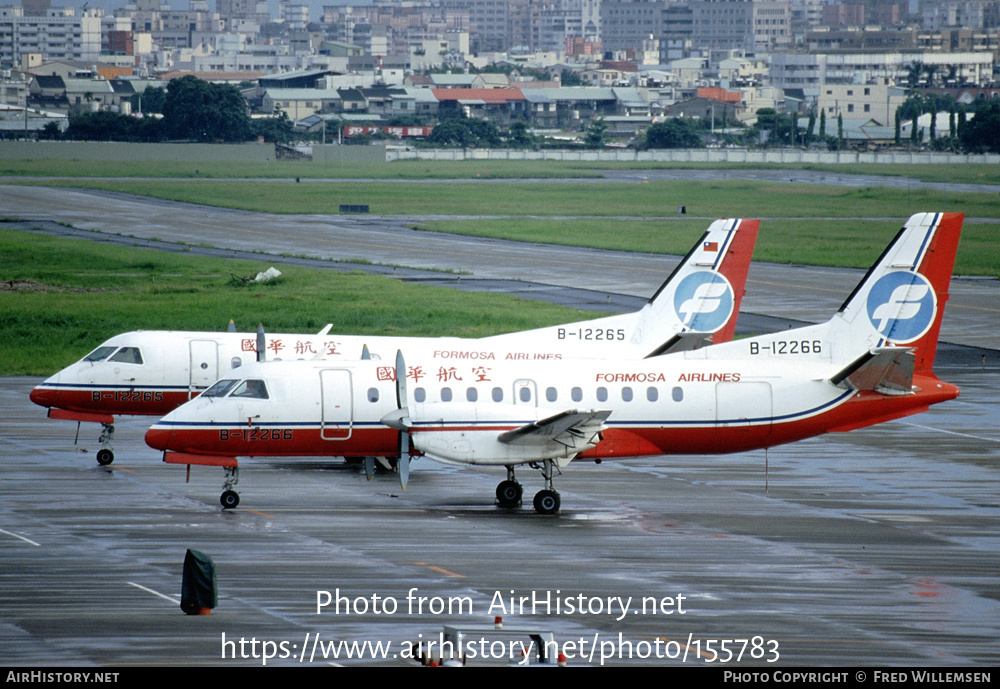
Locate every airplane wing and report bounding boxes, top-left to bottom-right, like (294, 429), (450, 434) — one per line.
(829, 347), (915, 395)
(498, 409), (611, 452)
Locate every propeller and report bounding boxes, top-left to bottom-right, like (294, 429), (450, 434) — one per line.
(379, 350), (413, 489)
(256, 323), (266, 362)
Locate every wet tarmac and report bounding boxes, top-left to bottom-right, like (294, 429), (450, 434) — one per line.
(1, 183), (998, 667)
(1, 367), (997, 666)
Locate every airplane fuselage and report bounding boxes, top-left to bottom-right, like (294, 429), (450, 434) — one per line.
(144, 352), (958, 466)
(30, 219), (759, 423)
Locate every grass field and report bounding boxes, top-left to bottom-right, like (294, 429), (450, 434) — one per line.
(411, 217), (1000, 276)
(4, 158), (996, 374)
(22, 177), (1000, 223)
(2, 158), (998, 185)
(0, 229), (591, 375)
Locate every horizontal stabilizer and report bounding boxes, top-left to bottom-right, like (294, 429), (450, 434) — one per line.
(499, 410), (611, 451)
(644, 332), (713, 358)
(830, 347), (915, 395)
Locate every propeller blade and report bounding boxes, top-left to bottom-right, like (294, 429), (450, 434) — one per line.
(227, 319), (236, 333)
(399, 433), (410, 490)
(256, 323), (266, 362)
(361, 344), (371, 360)
(394, 350), (407, 409)
(364, 456), (374, 480)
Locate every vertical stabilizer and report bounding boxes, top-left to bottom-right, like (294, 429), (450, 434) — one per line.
(640, 218), (759, 351)
(836, 212), (963, 374)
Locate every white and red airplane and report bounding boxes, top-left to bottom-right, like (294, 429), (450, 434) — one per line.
(31, 218), (758, 465)
(146, 213), (963, 513)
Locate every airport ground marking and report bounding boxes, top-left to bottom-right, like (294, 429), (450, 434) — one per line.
(414, 562), (464, 578)
(128, 581), (180, 604)
(0, 527), (41, 546)
(900, 422), (1000, 443)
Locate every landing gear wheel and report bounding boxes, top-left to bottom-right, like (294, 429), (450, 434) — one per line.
(220, 490), (240, 509)
(496, 480), (523, 508)
(533, 489), (560, 515)
(96, 449), (114, 466)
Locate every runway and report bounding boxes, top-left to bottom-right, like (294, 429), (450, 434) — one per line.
(1, 184), (998, 667)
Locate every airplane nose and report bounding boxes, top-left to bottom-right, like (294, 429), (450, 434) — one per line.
(29, 385), (58, 409)
(144, 426), (172, 451)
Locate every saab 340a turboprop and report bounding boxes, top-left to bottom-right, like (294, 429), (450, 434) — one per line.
(146, 213), (963, 513)
(31, 219), (758, 466)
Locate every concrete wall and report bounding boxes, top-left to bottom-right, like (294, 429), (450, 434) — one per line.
(0, 141), (276, 162)
(387, 147), (1000, 165)
(4, 141), (995, 165)
(311, 143), (388, 163)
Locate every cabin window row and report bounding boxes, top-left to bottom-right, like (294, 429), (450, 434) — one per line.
(367, 385), (686, 404)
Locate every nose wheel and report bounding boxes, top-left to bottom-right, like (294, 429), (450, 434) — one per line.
(96, 423), (115, 465)
(220, 467), (240, 509)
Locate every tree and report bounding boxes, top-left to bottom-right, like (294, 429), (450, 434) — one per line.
(643, 118), (701, 149)
(64, 111), (145, 141)
(819, 109), (826, 139)
(507, 119), (534, 148)
(251, 113), (294, 144)
(132, 86), (166, 114)
(426, 110), (501, 147)
(161, 75), (253, 142)
(959, 100), (1000, 153)
(559, 69), (583, 86)
(752, 108), (797, 146)
(584, 118), (607, 148)
(38, 121), (62, 140)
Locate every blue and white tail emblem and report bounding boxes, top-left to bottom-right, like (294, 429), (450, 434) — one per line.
(866, 271), (936, 342)
(673, 272), (734, 332)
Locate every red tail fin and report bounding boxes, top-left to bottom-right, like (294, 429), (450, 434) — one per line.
(912, 213), (963, 373)
(711, 218), (759, 345)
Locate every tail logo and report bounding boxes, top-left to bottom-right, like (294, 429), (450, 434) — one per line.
(673, 272), (735, 332)
(865, 271), (936, 343)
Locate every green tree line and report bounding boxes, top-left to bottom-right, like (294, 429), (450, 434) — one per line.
(60, 76), (292, 143)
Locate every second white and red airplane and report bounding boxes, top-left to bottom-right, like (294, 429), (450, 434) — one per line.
(146, 213), (964, 513)
(31, 219), (758, 465)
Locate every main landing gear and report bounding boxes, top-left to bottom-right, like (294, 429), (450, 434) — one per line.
(495, 461), (561, 515)
(220, 467), (240, 509)
(96, 423), (115, 465)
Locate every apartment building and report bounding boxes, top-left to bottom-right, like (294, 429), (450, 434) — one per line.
(0, 6), (101, 67)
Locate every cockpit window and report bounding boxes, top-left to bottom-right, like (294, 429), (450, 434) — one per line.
(109, 347), (143, 365)
(201, 379), (239, 398)
(230, 379), (269, 399)
(83, 346), (117, 362)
